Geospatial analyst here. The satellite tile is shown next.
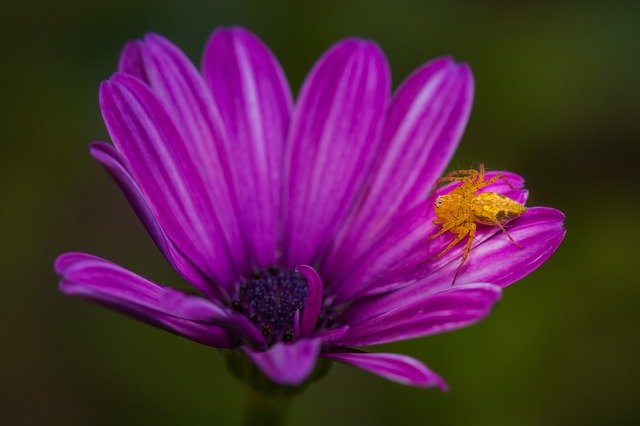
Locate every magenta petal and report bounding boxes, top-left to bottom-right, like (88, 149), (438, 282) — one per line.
(426, 206), (566, 288)
(315, 325), (350, 343)
(293, 309), (301, 337)
(323, 58), (474, 285)
(136, 34), (250, 275)
(100, 73), (241, 289)
(282, 38), (391, 266)
(296, 265), (323, 336)
(322, 350), (448, 390)
(55, 252), (232, 348)
(203, 27), (292, 268)
(345, 207), (565, 321)
(160, 288), (227, 320)
(368, 59), (474, 208)
(89, 141), (218, 298)
(117, 40), (148, 80)
(243, 338), (322, 386)
(331, 172), (526, 302)
(335, 283), (502, 346)
(160, 289), (266, 348)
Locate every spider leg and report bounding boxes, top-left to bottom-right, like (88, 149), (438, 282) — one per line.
(476, 163), (486, 184)
(483, 173), (514, 189)
(445, 168), (478, 176)
(436, 176), (472, 186)
(433, 228), (469, 260)
(475, 173), (500, 190)
(441, 168), (478, 183)
(452, 223), (476, 285)
(429, 216), (466, 240)
(493, 220), (523, 248)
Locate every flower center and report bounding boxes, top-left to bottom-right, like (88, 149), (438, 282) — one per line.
(232, 268), (308, 345)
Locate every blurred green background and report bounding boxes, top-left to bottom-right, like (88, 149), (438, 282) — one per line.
(2, 0), (639, 424)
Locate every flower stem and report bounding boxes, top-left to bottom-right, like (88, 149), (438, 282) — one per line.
(244, 387), (291, 426)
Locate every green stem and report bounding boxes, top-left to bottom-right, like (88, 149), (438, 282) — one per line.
(243, 388), (292, 426)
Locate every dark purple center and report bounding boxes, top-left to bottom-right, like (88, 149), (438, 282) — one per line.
(232, 268), (308, 344)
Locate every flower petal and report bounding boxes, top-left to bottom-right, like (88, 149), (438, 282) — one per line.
(100, 73), (240, 290)
(331, 172), (526, 302)
(315, 325), (350, 343)
(335, 283), (502, 346)
(203, 27), (292, 267)
(243, 338), (322, 386)
(89, 141), (217, 298)
(426, 206), (566, 288)
(322, 350), (448, 390)
(323, 58), (474, 286)
(344, 207), (565, 322)
(55, 252), (232, 348)
(160, 288), (266, 348)
(296, 265), (324, 336)
(137, 34), (252, 275)
(118, 40), (148, 81)
(282, 39), (391, 266)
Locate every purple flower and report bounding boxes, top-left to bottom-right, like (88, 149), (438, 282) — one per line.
(55, 27), (565, 390)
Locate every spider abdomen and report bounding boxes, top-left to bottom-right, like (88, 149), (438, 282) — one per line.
(472, 192), (526, 225)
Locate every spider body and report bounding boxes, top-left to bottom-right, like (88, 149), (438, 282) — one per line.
(430, 164), (526, 284)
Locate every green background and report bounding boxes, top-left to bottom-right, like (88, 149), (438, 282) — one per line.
(2, 0), (639, 424)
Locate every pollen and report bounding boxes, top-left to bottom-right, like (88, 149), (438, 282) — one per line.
(430, 164), (526, 284)
(232, 268), (337, 345)
(232, 268), (308, 345)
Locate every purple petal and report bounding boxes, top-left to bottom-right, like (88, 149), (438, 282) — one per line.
(56, 252), (232, 348)
(330, 172), (526, 302)
(282, 39), (391, 266)
(322, 350), (448, 390)
(344, 207), (565, 321)
(203, 27), (292, 268)
(117, 40), (148, 80)
(100, 73), (241, 289)
(426, 206), (566, 288)
(243, 338), (322, 386)
(293, 309), (301, 337)
(136, 34), (251, 276)
(89, 141), (218, 298)
(296, 265), (323, 336)
(160, 288), (266, 348)
(323, 57), (474, 287)
(334, 283), (502, 346)
(315, 325), (350, 343)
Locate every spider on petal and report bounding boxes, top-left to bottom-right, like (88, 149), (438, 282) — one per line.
(430, 164), (527, 284)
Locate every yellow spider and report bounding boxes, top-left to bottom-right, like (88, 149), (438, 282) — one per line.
(430, 164), (526, 284)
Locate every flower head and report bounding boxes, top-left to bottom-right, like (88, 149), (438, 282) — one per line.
(55, 27), (565, 390)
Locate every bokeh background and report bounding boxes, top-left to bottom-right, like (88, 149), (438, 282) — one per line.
(2, 0), (639, 424)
